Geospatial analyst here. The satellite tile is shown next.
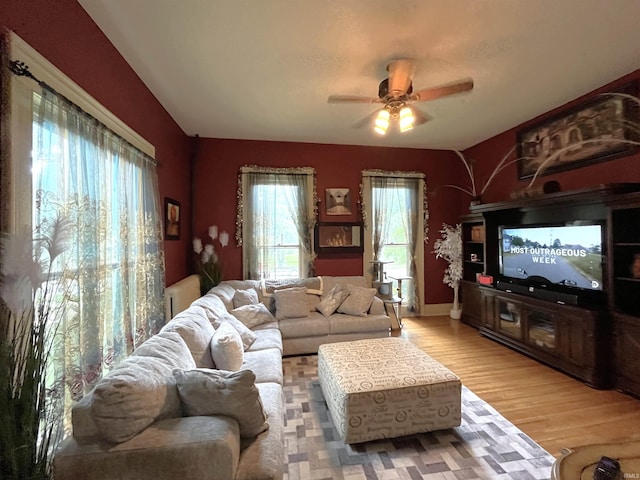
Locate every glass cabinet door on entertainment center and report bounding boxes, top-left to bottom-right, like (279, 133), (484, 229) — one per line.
(526, 308), (558, 356)
(495, 297), (523, 339)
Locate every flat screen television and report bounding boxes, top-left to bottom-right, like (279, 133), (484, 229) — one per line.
(499, 223), (604, 293)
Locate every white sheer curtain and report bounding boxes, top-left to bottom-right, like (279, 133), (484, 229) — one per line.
(372, 177), (393, 263)
(238, 166), (316, 280)
(32, 89), (165, 429)
(363, 170), (427, 313)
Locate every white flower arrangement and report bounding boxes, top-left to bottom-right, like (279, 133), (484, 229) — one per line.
(433, 223), (463, 318)
(193, 225), (229, 295)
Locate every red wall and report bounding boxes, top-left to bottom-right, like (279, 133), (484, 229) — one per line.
(9, 1), (636, 305)
(1, 0), (194, 284)
(465, 69), (640, 204)
(193, 139), (468, 304)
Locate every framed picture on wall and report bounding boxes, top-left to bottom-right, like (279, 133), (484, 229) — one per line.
(314, 222), (363, 254)
(164, 197), (181, 240)
(325, 188), (352, 215)
(517, 81), (639, 179)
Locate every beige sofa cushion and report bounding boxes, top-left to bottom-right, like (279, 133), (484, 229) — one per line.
(273, 287), (309, 320)
(212, 314), (257, 350)
(133, 331), (196, 367)
(230, 303), (275, 329)
(242, 347), (284, 385)
(191, 293), (230, 321)
(337, 286), (377, 316)
(91, 332), (195, 443)
(194, 291), (257, 349)
(173, 368), (269, 439)
(210, 322), (244, 371)
(369, 296), (386, 315)
(232, 288), (259, 308)
(55, 415), (241, 480)
(278, 312), (330, 338)
(160, 305), (216, 368)
(316, 283), (349, 316)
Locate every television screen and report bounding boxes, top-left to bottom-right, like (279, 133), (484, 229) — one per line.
(500, 224), (604, 291)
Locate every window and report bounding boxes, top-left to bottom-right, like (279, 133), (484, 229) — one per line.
(362, 171), (427, 313)
(373, 183), (413, 279)
(238, 166), (316, 280)
(6, 33), (165, 433)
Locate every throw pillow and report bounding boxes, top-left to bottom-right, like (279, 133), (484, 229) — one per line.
(306, 293), (321, 312)
(368, 295), (386, 315)
(232, 288), (259, 308)
(273, 287), (309, 320)
(316, 283), (349, 316)
(173, 368), (269, 438)
(230, 303), (275, 329)
(160, 306), (216, 368)
(211, 314), (257, 350)
(337, 285), (378, 316)
(91, 355), (183, 443)
(132, 331), (197, 369)
(210, 321), (244, 371)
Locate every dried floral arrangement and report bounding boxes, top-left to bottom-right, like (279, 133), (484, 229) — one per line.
(0, 215), (73, 479)
(442, 92), (640, 201)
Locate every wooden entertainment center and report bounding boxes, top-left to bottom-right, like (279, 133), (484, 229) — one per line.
(460, 184), (640, 395)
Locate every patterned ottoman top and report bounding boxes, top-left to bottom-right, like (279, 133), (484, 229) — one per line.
(318, 338), (459, 394)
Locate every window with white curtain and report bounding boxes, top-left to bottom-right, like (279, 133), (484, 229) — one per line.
(5, 33), (165, 434)
(237, 166), (316, 280)
(362, 170), (427, 313)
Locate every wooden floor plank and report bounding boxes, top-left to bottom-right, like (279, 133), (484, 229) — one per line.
(395, 316), (640, 457)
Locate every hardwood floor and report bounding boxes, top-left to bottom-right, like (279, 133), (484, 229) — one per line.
(395, 316), (640, 458)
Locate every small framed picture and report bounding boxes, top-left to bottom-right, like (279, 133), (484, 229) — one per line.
(314, 222), (363, 254)
(325, 188), (352, 215)
(164, 198), (181, 240)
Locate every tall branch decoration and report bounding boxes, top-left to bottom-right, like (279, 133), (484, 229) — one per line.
(0, 215), (74, 479)
(439, 91), (640, 202)
(433, 223), (463, 320)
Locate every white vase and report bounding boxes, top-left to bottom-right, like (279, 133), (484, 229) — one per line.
(449, 282), (462, 319)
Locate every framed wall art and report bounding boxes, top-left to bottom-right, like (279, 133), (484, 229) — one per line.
(517, 81), (639, 179)
(164, 197), (181, 240)
(314, 222), (363, 255)
(325, 188), (352, 215)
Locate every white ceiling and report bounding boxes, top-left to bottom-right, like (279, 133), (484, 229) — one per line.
(78, 0), (640, 151)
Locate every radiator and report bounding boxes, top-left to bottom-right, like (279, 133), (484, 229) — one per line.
(164, 274), (201, 321)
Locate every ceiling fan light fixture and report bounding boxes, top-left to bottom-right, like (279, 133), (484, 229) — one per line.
(399, 106), (414, 132)
(374, 109), (390, 135)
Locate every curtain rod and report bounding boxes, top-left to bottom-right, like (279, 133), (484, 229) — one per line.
(9, 59), (156, 166)
(240, 165), (315, 175)
(361, 169), (425, 179)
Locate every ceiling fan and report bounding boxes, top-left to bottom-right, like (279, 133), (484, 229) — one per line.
(328, 59), (474, 135)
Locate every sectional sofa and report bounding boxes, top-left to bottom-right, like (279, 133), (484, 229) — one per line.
(53, 275), (391, 480)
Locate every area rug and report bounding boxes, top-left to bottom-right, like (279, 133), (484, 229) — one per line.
(282, 355), (555, 480)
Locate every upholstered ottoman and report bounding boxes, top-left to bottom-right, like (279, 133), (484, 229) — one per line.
(318, 337), (461, 444)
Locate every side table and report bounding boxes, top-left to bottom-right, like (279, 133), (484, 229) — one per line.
(384, 297), (403, 330)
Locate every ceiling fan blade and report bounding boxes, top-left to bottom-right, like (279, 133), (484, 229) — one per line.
(409, 105), (430, 126)
(328, 95), (380, 104)
(387, 59), (415, 96)
(353, 109), (383, 129)
(410, 77), (474, 102)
